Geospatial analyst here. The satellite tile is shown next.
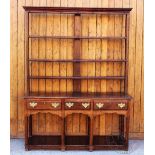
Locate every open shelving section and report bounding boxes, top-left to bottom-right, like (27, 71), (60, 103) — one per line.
(23, 6), (132, 151)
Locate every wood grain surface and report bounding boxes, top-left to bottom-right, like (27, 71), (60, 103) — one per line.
(10, 0), (143, 139)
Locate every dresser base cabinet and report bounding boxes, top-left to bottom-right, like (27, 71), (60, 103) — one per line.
(24, 94), (131, 151)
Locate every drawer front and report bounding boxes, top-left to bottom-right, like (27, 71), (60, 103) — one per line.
(64, 99), (91, 110)
(27, 100), (61, 110)
(94, 101), (127, 110)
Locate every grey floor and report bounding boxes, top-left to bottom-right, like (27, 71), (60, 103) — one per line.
(10, 139), (144, 155)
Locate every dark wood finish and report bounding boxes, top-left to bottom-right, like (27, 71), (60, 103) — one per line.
(28, 135), (61, 145)
(64, 99), (91, 110)
(28, 115), (32, 137)
(65, 136), (89, 145)
(24, 11), (29, 95)
(119, 115), (125, 140)
(89, 112), (94, 151)
(27, 100), (61, 110)
(125, 14), (130, 94)
(23, 6), (132, 151)
(73, 14), (81, 92)
(24, 115), (28, 150)
(93, 101), (128, 110)
(23, 6), (132, 14)
(26, 145), (61, 150)
(61, 114), (65, 151)
(93, 135), (125, 145)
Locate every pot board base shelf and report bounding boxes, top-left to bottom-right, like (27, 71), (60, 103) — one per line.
(26, 135), (127, 150)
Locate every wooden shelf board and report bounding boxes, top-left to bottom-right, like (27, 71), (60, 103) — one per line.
(27, 135), (126, 147)
(27, 145), (61, 150)
(29, 35), (127, 39)
(65, 145), (89, 150)
(23, 6), (132, 14)
(29, 59), (127, 62)
(28, 76), (125, 80)
(93, 135), (125, 146)
(24, 92), (132, 100)
(28, 135), (61, 145)
(65, 135), (89, 145)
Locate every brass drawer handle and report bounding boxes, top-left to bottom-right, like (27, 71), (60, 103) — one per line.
(66, 102), (74, 108)
(96, 103), (104, 109)
(118, 103), (126, 109)
(51, 102), (60, 108)
(29, 102), (37, 108)
(82, 103), (90, 108)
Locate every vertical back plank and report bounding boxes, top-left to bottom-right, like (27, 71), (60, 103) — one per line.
(133, 0), (143, 132)
(105, 114), (112, 135)
(72, 113), (80, 134)
(10, 0), (18, 137)
(52, 0), (60, 93)
(123, 0), (130, 8)
(67, 0), (74, 92)
(93, 116), (100, 135)
(38, 0), (47, 134)
(101, 0), (108, 93)
(88, 0), (96, 93)
(79, 114), (88, 135)
(140, 37), (144, 133)
(140, 0), (144, 132)
(38, 1), (46, 93)
(45, 16), (53, 93)
(99, 114), (106, 135)
(82, 0), (89, 7)
(45, 0), (54, 134)
(75, 0), (82, 7)
(17, 0), (26, 137)
(81, 0), (89, 93)
(107, 0), (115, 93)
(65, 114), (73, 135)
(60, 0), (67, 93)
(128, 0), (136, 133)
(95, 1), (101, 93)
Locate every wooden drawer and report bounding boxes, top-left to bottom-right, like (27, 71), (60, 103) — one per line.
(64, 99), (91, 110)
(27, 100), (61, 110)
(93, 100), (128, 110)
